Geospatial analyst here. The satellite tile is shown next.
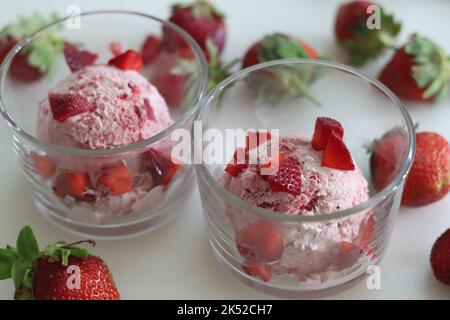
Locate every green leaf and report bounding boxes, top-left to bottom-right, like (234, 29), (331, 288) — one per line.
(16, 226), (41, 262)
(61, 248), (70, 266)
(11, 259), (31, 290)
(66, 248), (89, 259)
(0, 249), (19, 280)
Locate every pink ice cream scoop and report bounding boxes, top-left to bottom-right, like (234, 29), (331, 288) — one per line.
(221, 136), (372, 283)
(37, 65), (173, 149)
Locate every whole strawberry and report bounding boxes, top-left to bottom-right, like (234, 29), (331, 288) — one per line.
(0, 226), (120, 300)
(401, 132), (450, 206)
(379, 35), (450, 103)
(242, 33), (321, 69)
(165, 0), (226, 59)
(430, 228), (450, 286)
(335, 1), (401, 66)
(0, 12), (64, 82)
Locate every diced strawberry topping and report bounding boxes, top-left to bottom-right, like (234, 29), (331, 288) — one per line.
(236, 220), (284, 262)
(312, 117), (344, 151)
(321, 132), (355, 170)
(31, 152), (56, 177)
(224, 148), (249, 177)
(63, 43), (98, 72)
(241, 263), (272, 282)
(141, 35), (162, 65)
(48, 93), (95, 123)
(108, 49), (143, 72)
(97, 162), (133, 196)
(264, 156), (302, 195)
(53, 172), (93, 201)
(246, 130), (272, 150)
(144, 148), (181, 186)
(356, 214), (375, 250)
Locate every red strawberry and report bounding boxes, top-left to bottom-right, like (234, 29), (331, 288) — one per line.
(246, 130), (272, 150)
(311, 117), (344, 151)
(356, 214), (376, 250)
(97, 162), (133, 196)
(53, 171), (94, 201)
(264, 156), (302, 195)
(164, 0), (226, 57)
(144, 148), (181, 186)
(109, 41), (123, 57)
(336, 241), (362, 270)
(242, 33), (320, 69)
(236, 220), (284, 262)
(63, 42), (98, 72)
(335, 1), (401, 66)
(0, 13), (64, 82)
(401, 132), (450, 207)
(0, 226), (120, 300)
(321, 132), (355, 171)
(31, 152), (56, 178)
(153, 73), (187, 107)
(370, 127), (406, 191)
(430, 228), (450, 286)
(48, 93), (95, 123)
(378, 35), (450, 103)
(108, 49), (143, 72)
(224, 148), (249, 177)
(141, 35), (162, 65)
(241, 263), (272, 282)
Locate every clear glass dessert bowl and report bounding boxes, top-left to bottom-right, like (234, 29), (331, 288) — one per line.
(0, 11), (208, 239)
(194, 59), (415, 298)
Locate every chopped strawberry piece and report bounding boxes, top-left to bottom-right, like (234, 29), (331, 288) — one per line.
(241, 263), (272, 282)
(109, 41), (123, 57)
(236, 220), (284, 262)
(53, 172), (94, 201)
(108, 49), (142, 72)
(321, 132), (355, 171)
(141, 35), (162, 65)
(356, 214), (375, 250)
(31, 152), (56, 177)
(63, 43), (98, 72)
(246, 131), (272, 150)
(264, 157), (302, 195)
(48, 93), (95, 123)
(144, 148), (181, 186)
(336, 241), (362, 270)
(97, 162), (133, 196)
(312, 117), (344, 151)
(224, 148), (249, 177)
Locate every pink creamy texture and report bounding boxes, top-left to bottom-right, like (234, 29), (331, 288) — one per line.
(221, 137), (370, 282)
(38, 65), (173, 149)
(37, 65), (175, 217)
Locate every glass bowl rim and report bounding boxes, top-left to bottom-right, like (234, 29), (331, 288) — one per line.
(194, 58), (416, 222)
(0, 9), (209, 156)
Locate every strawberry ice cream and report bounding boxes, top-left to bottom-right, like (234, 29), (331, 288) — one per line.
(33, 48), (181, 218)
(221, 124), (373, 283)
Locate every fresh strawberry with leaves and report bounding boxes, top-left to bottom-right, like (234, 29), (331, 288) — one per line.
(0, 12), (64, 82)
(164, 0), (226, 58)
(430, 228), (450, 286)
(401, 132), (450, 207)
(143, 148), (181, 187)
(378, 35), (450, 103)
(335, 1), (401, 66)
(63, 42), (98, 72)
(0, 226), (120, 300)
(242, 33), (321, 69)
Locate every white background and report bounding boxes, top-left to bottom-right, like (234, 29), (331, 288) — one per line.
(1, 0), (450, 299)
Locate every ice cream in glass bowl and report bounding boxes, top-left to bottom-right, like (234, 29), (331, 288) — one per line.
(0, 11), (208, 238)
(194, 59), (415, 298)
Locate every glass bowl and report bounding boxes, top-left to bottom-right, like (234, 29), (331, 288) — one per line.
(194, 58), (415, 298)
(0, 10), (208, 239)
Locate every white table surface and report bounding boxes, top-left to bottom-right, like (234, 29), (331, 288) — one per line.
(1, 0), (450, 300)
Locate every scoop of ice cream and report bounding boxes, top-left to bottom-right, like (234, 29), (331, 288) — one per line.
(38, 65), (173, 149)
(221, 136), (371, 282)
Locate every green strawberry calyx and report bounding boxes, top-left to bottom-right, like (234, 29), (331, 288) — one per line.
(0, 12), (64, 74)
(254, 33), (330, 105)
(0, 226), (93, 300)
(172, 0), (224, 20)
(338, 8), (401, 66)
(405, 34), (450, 103)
